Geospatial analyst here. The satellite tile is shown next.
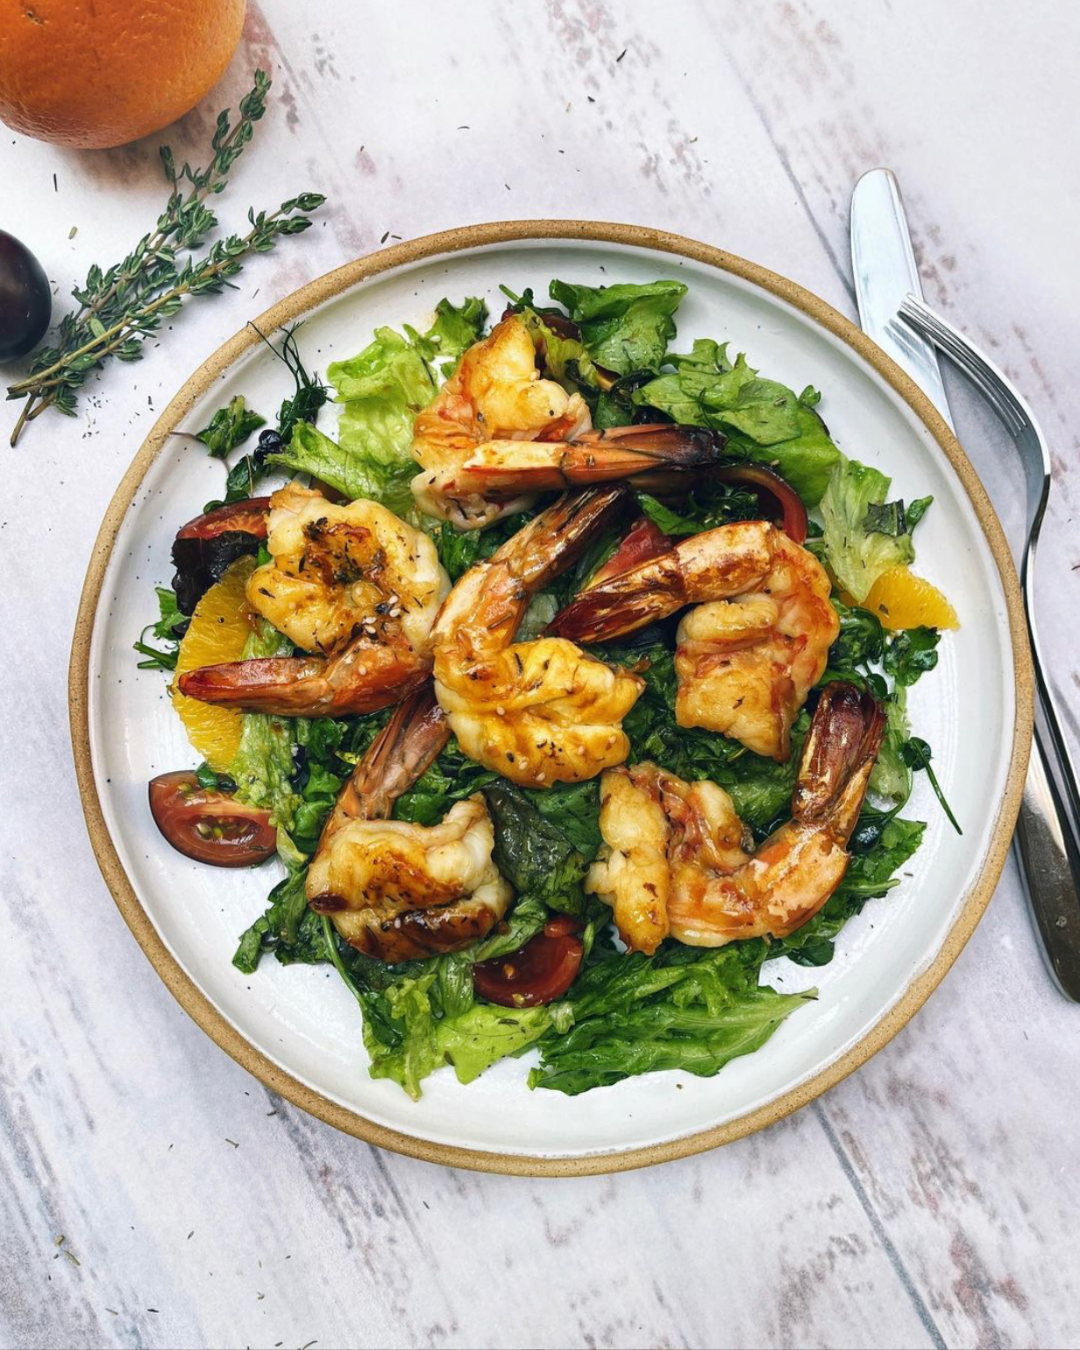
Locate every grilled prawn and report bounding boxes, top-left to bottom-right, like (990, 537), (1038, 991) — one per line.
(550, 519), (839, 761)
(430, 488), (644, 787)
(307, 683), (514, 963)
(586, 682), (885, 953)
(177, 484), (449, 717)
(411, 314), (724, 528)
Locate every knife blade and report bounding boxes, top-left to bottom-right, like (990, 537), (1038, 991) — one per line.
(850, 168), (953, 429)
(851, 168), (1080, 1000)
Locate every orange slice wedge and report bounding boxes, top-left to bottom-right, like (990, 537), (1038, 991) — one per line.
(861, 564), (959, 631)
(170, 557), (258, 769)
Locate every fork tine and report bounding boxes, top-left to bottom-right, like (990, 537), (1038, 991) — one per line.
(900, 296), (1028, 435)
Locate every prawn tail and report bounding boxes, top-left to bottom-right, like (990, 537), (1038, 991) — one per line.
(177, 655), (332, 713)
(459, 424), (726, 494)
(496, 486), (628, 591)
(338, 682), (450, 823)
(177, 644), (431, 717)
(564, 424), (726, 481)
(792, 682), (886, 841)
(546, 548), (687, 643)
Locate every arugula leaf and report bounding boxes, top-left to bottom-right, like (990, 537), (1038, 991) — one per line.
(773, 817), (926, 966)
(635, 483), (761, 537)
(636, 341), (840, 504)
(232, 867), (320, 974)
(907, 495), (933, 528)
(531, 940), (810, 1095)
(548, 278), (687, 375)
(635, 493), (700, 536)
(828, 601), (886, 671)
(133, 585), (188, 670)
(196, 394), (265, 458)
(901, 737), (962, 834)
(484, 782), (591, 917)
(884, 626), (940, 687)
(819, 455), (916, 602)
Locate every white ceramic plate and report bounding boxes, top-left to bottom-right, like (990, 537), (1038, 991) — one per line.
(72, 224), (1030, 1175)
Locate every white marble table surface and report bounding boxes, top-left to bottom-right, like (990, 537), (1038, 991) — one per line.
(2, 2), (1078, 1347)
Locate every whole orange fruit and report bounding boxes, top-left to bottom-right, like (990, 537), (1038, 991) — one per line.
(0, 0), (246, 149)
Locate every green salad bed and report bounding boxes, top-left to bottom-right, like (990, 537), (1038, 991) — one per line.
(139, 277), (956, 1099)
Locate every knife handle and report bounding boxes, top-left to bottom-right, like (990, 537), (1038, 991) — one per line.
(1015, 724), (1080, 1000)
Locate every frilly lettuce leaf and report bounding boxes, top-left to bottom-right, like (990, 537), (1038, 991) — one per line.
(361, 958), (570, 1100)
(227, 617), (299, 829)
(269, 299), (486, 518)
(819, 455), (916, 602)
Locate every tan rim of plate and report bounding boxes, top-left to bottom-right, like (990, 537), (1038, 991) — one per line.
(69, 220), (1033, 1177)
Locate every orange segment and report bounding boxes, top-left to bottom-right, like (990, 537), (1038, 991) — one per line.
(170, 557), (258, 770)
(861, 565), (959, 631)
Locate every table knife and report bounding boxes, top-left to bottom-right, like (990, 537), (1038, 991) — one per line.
(850, 166), (1080, 999)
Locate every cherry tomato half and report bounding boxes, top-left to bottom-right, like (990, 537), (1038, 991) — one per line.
(716, 464), (808, 543)
(148, 771), (277, 867)
(473, 916), (584, 1008)
(175, 497), (271, 541)
(590, 515), (673, 586)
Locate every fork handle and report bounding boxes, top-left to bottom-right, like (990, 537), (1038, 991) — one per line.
(1015, 722), (1080, 999)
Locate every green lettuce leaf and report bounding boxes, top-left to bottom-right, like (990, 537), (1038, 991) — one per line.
(530, 941), (811, 1095)
(868, 685), (911, 804)
(407, 296), (487, 367)
(549, 278), (687, 375)
(360, 958), (568, 1100)
(636, 341), (840, 504)
(819, 455), (916, 602)
(483, 782), (591, 917)
(269, 299), (485, 518)
(227, 618), (299, 830)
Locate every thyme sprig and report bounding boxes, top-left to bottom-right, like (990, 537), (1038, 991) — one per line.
(6, 71), (326, 445)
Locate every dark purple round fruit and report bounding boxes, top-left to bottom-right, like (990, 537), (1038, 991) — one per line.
(0, 230), (51, 361)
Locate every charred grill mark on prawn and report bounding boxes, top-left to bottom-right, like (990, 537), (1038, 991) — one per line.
(587, 681), (886, 952)
(307, 683), (512, 964)
(176, 484), (449, 718)
(549, 519), (839, 762)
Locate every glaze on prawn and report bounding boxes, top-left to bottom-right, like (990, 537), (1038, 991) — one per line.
(307, 684), (514, 963)
(411, 314), (725, 528)
(550, 519), (840, 761)
(587, 682), (885, 953)
(178, 485), (448, 717)
(430, 488), (644, 786)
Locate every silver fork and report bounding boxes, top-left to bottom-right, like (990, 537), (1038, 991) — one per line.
(901, 295), (1080, 999)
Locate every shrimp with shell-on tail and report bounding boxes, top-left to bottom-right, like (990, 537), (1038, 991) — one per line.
(177, 484), (449, 717)
(410, 312), (726, 529)
(430, 487), (645, 787)
(307, 683), (515, 964)
(586, 681), (886, 955)
(549, 518), (840, 762)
